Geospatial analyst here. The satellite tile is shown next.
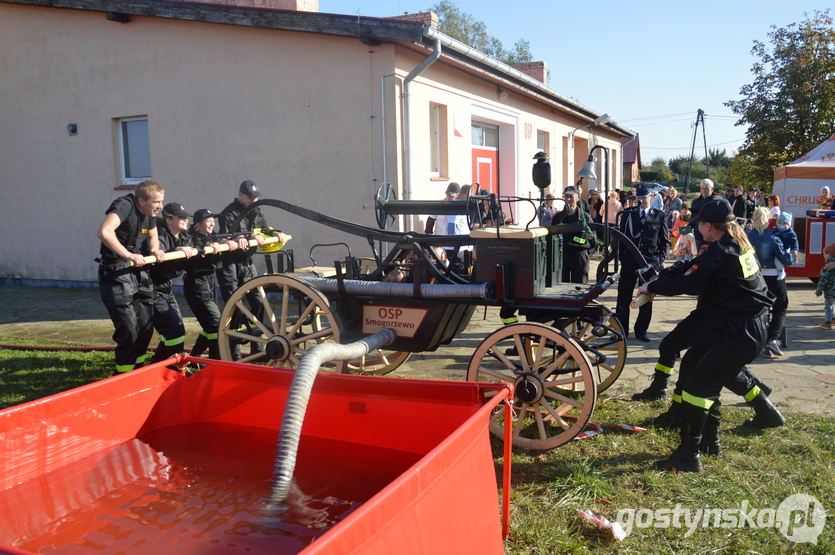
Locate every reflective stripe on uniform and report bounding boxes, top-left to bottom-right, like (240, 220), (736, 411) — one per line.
(160, 335), (185, 347)
(200, 330), (219, 340)
(682, 391), (715, 409)
(672, 393), (682, 403)
(116, 363), (134, 373)
(745, 385), (761, 402)
(655, 362), (674, 375)
(501, 316), (519, 325)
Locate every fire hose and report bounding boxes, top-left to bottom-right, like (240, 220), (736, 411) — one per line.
(0, 236), (294, 353)
(266, 327), (397, 507)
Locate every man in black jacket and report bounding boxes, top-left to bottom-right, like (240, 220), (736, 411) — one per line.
(616, 186), (670, 342)
(97, 180), (166, 374)
(552, 186), (594, 283)
(217, 180), (285, 360)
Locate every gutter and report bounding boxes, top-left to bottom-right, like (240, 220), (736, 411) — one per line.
(403, 34), (441, 210)
(421, 27), (633, 138)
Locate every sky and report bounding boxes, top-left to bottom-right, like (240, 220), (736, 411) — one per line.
(320, 0), (831, 163)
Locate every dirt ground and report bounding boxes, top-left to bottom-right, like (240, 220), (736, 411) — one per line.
(1, 275), (833, 417)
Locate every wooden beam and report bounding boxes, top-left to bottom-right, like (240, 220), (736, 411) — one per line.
(1, 0), (425, 42)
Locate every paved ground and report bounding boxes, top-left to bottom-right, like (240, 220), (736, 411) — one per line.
(1, 269), (833, 417)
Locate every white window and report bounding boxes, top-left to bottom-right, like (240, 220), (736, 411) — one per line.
(537, 130), (548, 152)
(430, 104), (441, 176)
(118, 117), (151, 186)
(471, 122), (498, 148)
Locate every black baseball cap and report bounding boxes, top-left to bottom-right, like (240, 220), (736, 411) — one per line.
(193, 208), (220, 223)
(445, 182), (461, 195)
(162, 203), (192, 218)
(239, 179), (261, 198)
(697, 198), (734, 224)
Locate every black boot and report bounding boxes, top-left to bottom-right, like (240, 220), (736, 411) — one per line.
(749, 373), (773, 397)
(725, 366), (773, 398)
(650, 399), (681, 429)
(655, 401), (709, 472)
(699, 401), (722, 457)
(743, 393), (785, 429)
(230, 341), (242, 361)
(190, 334), (208, 358)
(207, 338), (220, 360)
(632, 370), (670, 401)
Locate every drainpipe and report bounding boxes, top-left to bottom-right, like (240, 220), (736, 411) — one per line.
(403, 33), (441, 230)
(380, 72), (396, 186)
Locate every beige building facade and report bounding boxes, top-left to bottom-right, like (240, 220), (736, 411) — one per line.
(0, 0), (632, 285)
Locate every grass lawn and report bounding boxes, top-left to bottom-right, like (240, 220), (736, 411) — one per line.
(2, 339), (832, 554)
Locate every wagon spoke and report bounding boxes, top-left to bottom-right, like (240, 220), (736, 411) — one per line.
(468, 322), (596, 450)
(218, 275), (344, 371)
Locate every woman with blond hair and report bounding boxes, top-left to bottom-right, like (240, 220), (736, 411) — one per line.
(637, 198), (777, 472)
(605, 190), (623, 226)
(747, 207), (793, 358)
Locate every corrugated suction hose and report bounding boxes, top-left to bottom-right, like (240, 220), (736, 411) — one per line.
(267, 327), (397, 506)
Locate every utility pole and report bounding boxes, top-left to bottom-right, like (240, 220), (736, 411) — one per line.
(683, 109), (710, 198)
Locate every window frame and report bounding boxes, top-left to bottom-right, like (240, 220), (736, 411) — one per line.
(117, 116), (152, 187)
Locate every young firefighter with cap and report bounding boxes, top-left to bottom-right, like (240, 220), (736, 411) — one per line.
(148, 203), (198, 364)
(96, 180), (166, 375)
(615, 185), (669, 343)
(425, 182), (460, 234)
(551, 186), (594, 283)
(636, 198), (774, 472)
(184, 209), (237, 360)
(218, 180), (286, 360)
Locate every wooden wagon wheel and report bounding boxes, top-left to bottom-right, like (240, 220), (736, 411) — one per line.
(344, 350), (412, 375)
(218, 274), (346, 372)
(466, 322), (597, 450)
(560, 303), (626, 394)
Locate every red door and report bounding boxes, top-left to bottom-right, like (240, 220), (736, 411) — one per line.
(472, 147), (499, 195)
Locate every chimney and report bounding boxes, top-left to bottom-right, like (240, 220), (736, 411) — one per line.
(171, 0), (319, 12)
(388, 11), (439, 28)
(514, 61), (548, 86)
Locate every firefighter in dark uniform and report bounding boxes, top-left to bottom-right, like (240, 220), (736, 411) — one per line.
(217, 180), (286, 360)
(615, 187), (670, 343)
(148, 203), (197, 364)
(616, 185), (670, 342)
(184, 209), (236, 360)
(97, 180), (165, 374)
(635, 300), (785, 443)
(637, 198), (775, 472)
(551, 186), (594, 284)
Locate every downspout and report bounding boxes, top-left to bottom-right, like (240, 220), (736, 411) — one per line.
(403, 31), (441, 231)
(380, 72), (396, 186)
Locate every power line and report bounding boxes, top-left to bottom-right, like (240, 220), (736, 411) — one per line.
(618, 111), (739, 124)
(642, 138), (746, 151)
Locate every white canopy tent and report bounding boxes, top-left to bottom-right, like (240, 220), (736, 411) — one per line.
(773, 133), (835, 214)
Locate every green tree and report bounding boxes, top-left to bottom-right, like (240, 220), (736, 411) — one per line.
(668, 155), (710, 192)
(642, 157), (673, 182)
(726, 10), (835, 184)
(428, 1), (533, 66)
(704, 148), (732, 169)
(727, 152), (772, 192)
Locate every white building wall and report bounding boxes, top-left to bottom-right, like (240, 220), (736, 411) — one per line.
(0, 3), (625, 283)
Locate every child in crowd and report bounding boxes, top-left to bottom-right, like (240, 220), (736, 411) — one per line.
(672, 224), (696, 262)
(774, 212), (799, 257)
(671, 204), (691, 249)
(816, 243), (835, 329)
(667, 210), (680, 250)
